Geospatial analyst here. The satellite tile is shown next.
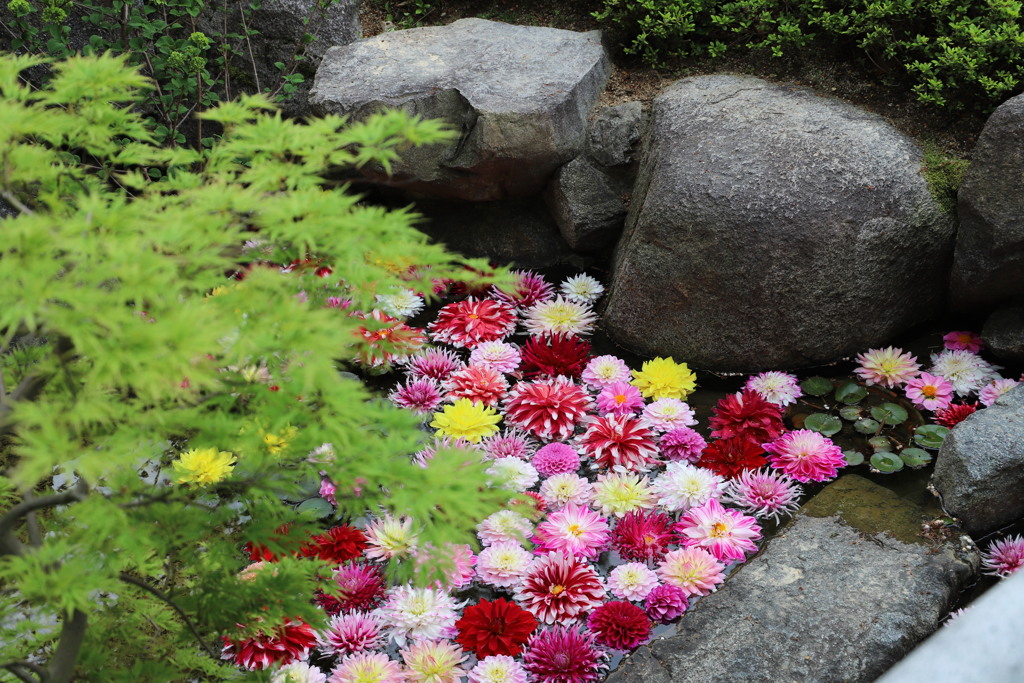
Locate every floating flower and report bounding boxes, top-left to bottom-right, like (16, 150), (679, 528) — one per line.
(320, 564), (387, 614)
(855, 346), (920, 388)
(444, 365), (509, 407)
(651, 462), (726, 512)
(414, 543), (477, 590)
(594, 381), (645, 417)
(519, 333), (592, 380)
(641, 398), (697, 432)
(429, 297), (518, 348)
(272, 662), (327, 683)
(492, 270), (556, 310)
(222, 619), (318, 671)
(503, 377), (593, 441)
(674, 498), (762, 563)
(514, 552), (606, 624)
(709, 390), (785, 445)
(607, 563), (660, 601)
(376, 288), (424, 318)
(468, 655), (529, 683)
(697, 436), (769, 480)
(478, 510), (534, 546)
(581, 355), (632, 388)
(657, 547), (726, 597)
(364, 515), (419, 561)
(532, 443), (581, 477)
(631, 357), (696, 401)
(482, 429), (538, 461)
(470, 341), (523, 375)
(762, 429), (846, 483)
(318, 612), (387, 656)
(533, 503), (610, 559)
(539, 472), (595, 509)
(476, 541), (534, 589)
(487, 457), (540, 493)
(930, 349), (1001, 396)
(592, 471), (657, 517)
(559, 274), (605, 304)
(522, 296), (597, 337)
(981, 534), (1024, 577)
(905, 372), (955, 411)
(389, 377), (444, 414)
(376, 585), (462, 646)
(724, 467), (803, 523)
(979, 378), (1019, 406)
(352, 309), (426, 367)
(943, 330), (985, 353)
(300, 525), (367, 565)
(586, 601), (651, 651)
(744, 371), (802, 406)
(578, 414), (659, 472)
(522, 624), (607, 683)
(430, 398), (502, 443)
(173, 447), (236, 486)
(611, 509), (674, 562)
(643, 584), (689, 624)
(400, 640), (467, 683)
(328, 653), (404, 683)
(934, 401), (978, 427)
(405, 348), (465, 383)
(412, 436), (480, 469)
(456, 598), (539, 658)
(658, 427), (707, 463)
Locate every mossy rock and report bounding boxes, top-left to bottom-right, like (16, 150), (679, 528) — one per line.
(802, 474), (930, 545)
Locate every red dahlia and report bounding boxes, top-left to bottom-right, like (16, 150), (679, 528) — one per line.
(221, 618), (317, 670)
(428, 297), (517, 348)
(513, 552), (606, 624)
(697, 436), (769, 479)
(245, 524), (300, 562)
(519, 334), (593, 380)
(586, 601), (652, 651)
(708, 389), (785, 444)
(504, 377), (594, 441)
(934, 401), (978, 428)
(455, 597), (539, 658)
(577, 414), (659, 472)
(611, 509), (674, 562)
(443, 364), (509, 407)
(299, 524), (367, 565)
(523, 624), (608, 683)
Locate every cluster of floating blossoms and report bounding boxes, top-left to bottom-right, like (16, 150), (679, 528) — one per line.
(214, 265), (1022, 681)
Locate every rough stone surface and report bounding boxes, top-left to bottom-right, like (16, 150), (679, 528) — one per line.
(932, 384), (1024, 536)
(608, 475), (978, 683)
(952, 93), (1024, 311)
(603, 75), (955, 371)
(587, 101), (643, 167)
(982, 307), (1024, 365)
(310, 19), (610, 200)
(543, 157), (625, 252)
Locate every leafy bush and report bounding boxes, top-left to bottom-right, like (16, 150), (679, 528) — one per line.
(0, 51), (510, 681)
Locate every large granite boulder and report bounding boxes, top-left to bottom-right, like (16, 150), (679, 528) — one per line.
(608, 475), (978, 683)
(310, 19), (610, 201)
(603, 75), (955, 371)
(951, 93), (1024, 311)
(931, 384), (1024, 536)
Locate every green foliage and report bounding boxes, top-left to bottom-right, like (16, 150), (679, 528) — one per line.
(372, 0), (438, 28)
(920, 141), (970, 214)
(594, 0), (1024, 110)
(0, 52), (511, 681)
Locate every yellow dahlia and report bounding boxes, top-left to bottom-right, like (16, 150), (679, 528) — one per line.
(631, 357), (697, 400)
(172, 447), (236, 486)
(430, 398), (501, 443)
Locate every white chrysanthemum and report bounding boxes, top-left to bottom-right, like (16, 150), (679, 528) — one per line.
(475, 541), (533, 588)
(538, 472), (595, 508)
(641, 398), (697, 432)
(592, 471), (657, 517)
(607, 562), (660, 601)
(929, 349), (1002, 396)
(375, 288), (424, 318)
(477, 510), (534, 546)
(651, 462), (726, 513)
(364, 514), (419, 561)
(374, 585), (462, 647)
(469, 655), (529, 683)
(486, 457), (539, 493)
(559, 274), (605, 304)
(469, 341), (522, 375)
(744, 371), (802, 406)
(271, 662), (328, 683)
(522, 296), (597, 336)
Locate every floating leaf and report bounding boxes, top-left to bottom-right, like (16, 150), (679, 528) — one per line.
(835, 380), (868, 404)
(839, 406), (863, 421)
(868, 435), (893, 452)
(801, 376), (833, 397)
(870, 452), (904, 473)
(914, 424), (950, 449)
(296, 497), (335, 520)
(843, 449), (865, 466)
(804, 412), (842, 436)
(871, 403), (909, 425)
(854, 418), (880, 435)
(899, 447), (933, 468)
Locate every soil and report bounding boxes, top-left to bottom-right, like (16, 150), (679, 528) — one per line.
(359, 0), (988, 158)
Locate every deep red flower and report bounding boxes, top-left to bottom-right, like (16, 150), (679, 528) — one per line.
(586, 601), (652, 650)
(455, 597), (539, 658)
(504, 377), (593, 441)
(523, 624), (607, 683)
(697, 436), (769, 479)
(708, 389), (785, 444)
(245, 524), (301, 562)
(428, 297), (518, 348)
(934, 401), (979, 428)
(299, 525), (367, 565)
(513, 552), (606, 624)
(577, 414), (659, 472)
(519, 334), (593, 380)
(611, 510), (674, 562)
(221, 618), (317, 670)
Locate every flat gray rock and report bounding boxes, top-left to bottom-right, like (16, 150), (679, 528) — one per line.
(310, 19), (610, 200)
(603, 75), (954, 371)
(608, 475), (978, 683)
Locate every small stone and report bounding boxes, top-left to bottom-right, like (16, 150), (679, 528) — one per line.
(982, 307), (1024, 365)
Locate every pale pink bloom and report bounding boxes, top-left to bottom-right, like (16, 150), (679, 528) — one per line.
(979, 378), (1019, 406)
(641, 398), (697, 432)
(522, 296), (597, 337)
(328, 652), (405, 683)
(929, 349), (1002, 396)
(476, 541), (533, 589)
(538, 472), (595, 509)
(651, 462), (726, 513)
(273, 662), (328, 683)
(375, 585), (462, 647)
(943, 330), (985, 353)
(481, 429), (538, 461)
(468, 655), (529, 683)
(674, 498), (762, 563)
(364, 515), (418, 561)
(486, 457), (540, 493)
(762, 429), (846, 483)
(318, 612), (387, 656)
(744, 371), (802, 406)
(981, 534), (1024, 577)
(607, 562), (660, 601)
(581, 355), (632, 388)
(905, 372), (954, 411)
(594, 381), (645, 417)
(854, 347), (920, 388)
(477, 510), (534, 546)
(469, 341), (523, 375)
(657, 547), (726, 597)
(724, 467), (803, 523)
(533, 503), (610, 559)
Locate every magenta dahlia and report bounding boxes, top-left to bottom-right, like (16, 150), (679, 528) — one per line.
(428, 297), (518, 348)
(404, 348), (465, 382)
(611, 509), (674, 562)
(504, 377), (593, 441)
(491, 269), (556, 310)
(674, 498), (762, 563)
(388, 377), (444, 415)
(577, 413), (659, 472)
(522, 625), (608, 683)
(594, 381), (645, 417)
(513, 552), (606, 624)
(519, 333), (593, 380)
(532, 442), (581, 477)
(443, 365), (509, 407)
(982, 534), (1024, 577)
(709, 389), (785, 444)
(762, 429), (846, 483)
(482, 429), (538, 461)
(643, 584), (689, 624)
(221, 619), (317, 671)
(659, 426), (707, 463)
(532, 503), (610, 559)
(323, 563), (387, 614)
(586, 601), (652, 651)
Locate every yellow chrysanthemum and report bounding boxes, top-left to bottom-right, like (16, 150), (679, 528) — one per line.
(172, 447), (236, 486)
(430, 398), (501, 443)
(631, 356), (697, 400)
(261, 425), (298, 455)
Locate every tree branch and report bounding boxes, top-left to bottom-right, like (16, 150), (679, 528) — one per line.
(0, 482), (88, 547)
(117, 572), (221, 661)
(0, 189), (33, 215)
(46, 609), (87, 683)
(1, 660), (44, 683)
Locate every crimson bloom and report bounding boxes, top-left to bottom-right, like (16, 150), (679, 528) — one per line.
(221, 619), (317, 671)
(429, 297), (517, 348)
(504, 377), (593, 441)
(611, 509), (674, 562)
(697, 436), (768, 479)
(708, 389), (785, 444)
(299, 524), (367, 565)
(586, 601), (652, 651)
(519, 333), (593, 380)
(315, 563), (387, 614)
(514, 552), (606, 624)
(455, 597), (539, 658)
(934, 401), (978, 428)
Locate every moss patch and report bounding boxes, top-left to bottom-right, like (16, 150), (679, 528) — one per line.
(802, 474), (930, 545)
(920, 141), (970, 214)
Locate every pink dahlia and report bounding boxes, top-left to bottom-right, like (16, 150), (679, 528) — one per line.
(943, 330), (985, 353)
(724, 467), (803, 523)
(607, 562), (660, 601)
(981, 534), (1024, 577)
(491, 269), (556, 310)
(328, 652), (404, 683)
(744, 371), (802, 407)
(674, 498), (762, 563)
(320, 564), (387, 614)
(388, 377), (444, 415)
(587, 601), (651, 651)
(443, 365), (509, 407)
(657, 547), (726, 597)
(577, 414), (659, 472)
(659, 427), (707, 463)
(697, 436), (769, 480)
(414, 543), (476, 590)
(934, 401), (978, 427)
(404, 348), (465, 383)
(905, 372), (955, 411)
(532, 443), (581, 477)
(539, 472), (595, 509)
(641, 398), (697, 432)
(708, 390), (785, 445)
(400, 640), (467, 683)
(522, 625), (608, 683)
(469, 655), (529, 683)
(482, 429), (538, 461)
(478, 510), (534, 546)
(504, 377), (593, 441)
(222, 619), (317, 671)
(763, 429), (846, 483)
(611, 509), (674, 562)
(514, 552), (606, 624)
(594, 381), (645, 417)
(476, 541), (534, 589)
(855, 346), (921, 388)
(520, 333), (593, 380)
(429, 297), (518, 348)
(469, 341), (522, 375)
(643, 584), (689, 624)
(581, 355), (632, 388)
(318, 612), (386, 656)
(532, 503), (610, 559)
(980, 378), (1019, 407)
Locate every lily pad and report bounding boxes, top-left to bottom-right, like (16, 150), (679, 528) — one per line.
(804, 412), (842, 436)
(870, 451), (904, 473)
(296, 497), (335, 520)
(868, 435), (893, 452)
(854, 418), (880, 435)
(914, 424), (950, 449)
(801, 376), (833, 397)
(899, 447), (933, 468)
(835, 380), (868, 404)
(843, 449), (865, 466)
(839, 406), (863, 421)
(871, 402), (909, 426)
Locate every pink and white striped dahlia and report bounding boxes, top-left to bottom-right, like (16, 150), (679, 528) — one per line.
(470, 341), (523, 375)
(658, 426), (707, 463)
(724, 467), (803, 523)
(222, 619), (317, 671)
(762, 429), (846, 483)
(581, 355), (632, 389)
(577, 414), (659, 472)
(375, 585), (462, 646)
(429, 297), (518, 348)
(388, 377), (444, 415)
(674, 498), (762, 563)
(657, 547), (726, 597)
(482, 429), (538, 461)
(607, 562), (660, 601)
(504, 377), (593, 441)
(522, 625), (608, 683)
(443, 365), (509, 407)
(404, 347), (465, 383)
(533, 503), (610, 559)
(317, 612), (387, 657)
(476, 541), (534, 589)
(514, 552), (606, 624)
(491, 269), (556, 310)
(539, 472), (595, 509)
(328, 652), (405, 683)
(594, 381), (645, 417)
(641, 398), (697, 432)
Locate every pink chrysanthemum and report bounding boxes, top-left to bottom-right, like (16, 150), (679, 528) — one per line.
(469, 655), (530, 683)
(762, 429), (846, 483)
(482, 429), (538, 461)
(375, 585), (462, 646)
(476, 541), (534, 589)
(905, 372), (955, 411)
(222, 619), (317, 671)
(934, 401), (979, 427)
(578, 414), (659, 472)
(429, 297), (518, 348)
(657, 547), (726, 597)
(674, 498), (762, 563)
(658, 427), (707, 463)
(943, 330), (985, 353)
(651, 462), (726, 512)
(522, 625), (608, 683)
(405, 348), (465, 383)
(492, 270), (556, 310)
(539, 472), (595, 509)
(594, 381), (645, 417)
(855, 346), (921, 388)
(581, 355), (632, 389)
(979, 378), (1020, 407)
(389, 377), (444, 414)
(478, 510), (535, 546)
(533, 503), (610, 559)
(319, 564), (387, 615)
(443, 365), (509, 407)
(724, 467), (803, 523)
(641, 398), (697, 432)
(520, 334), (593, 380)
(611, 509), (674, 562)
(318, 612), (386, 657)
(708, 390), (785, 445)
(470, 341), (523, 375)
(320, 477), (337, 506)
(400, 640), (468, 683)
(981, 534), (1024, 577)
(607, 562), (660, 601)
(532, 443), (581, 477)
(514, 552), (606, 624)
(744, 371), (802, 407)
(328, 652), (404, 683)
(586, 601), (651, 651)
(643, 584), (689, 624)
(504, 377), (593, 441)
